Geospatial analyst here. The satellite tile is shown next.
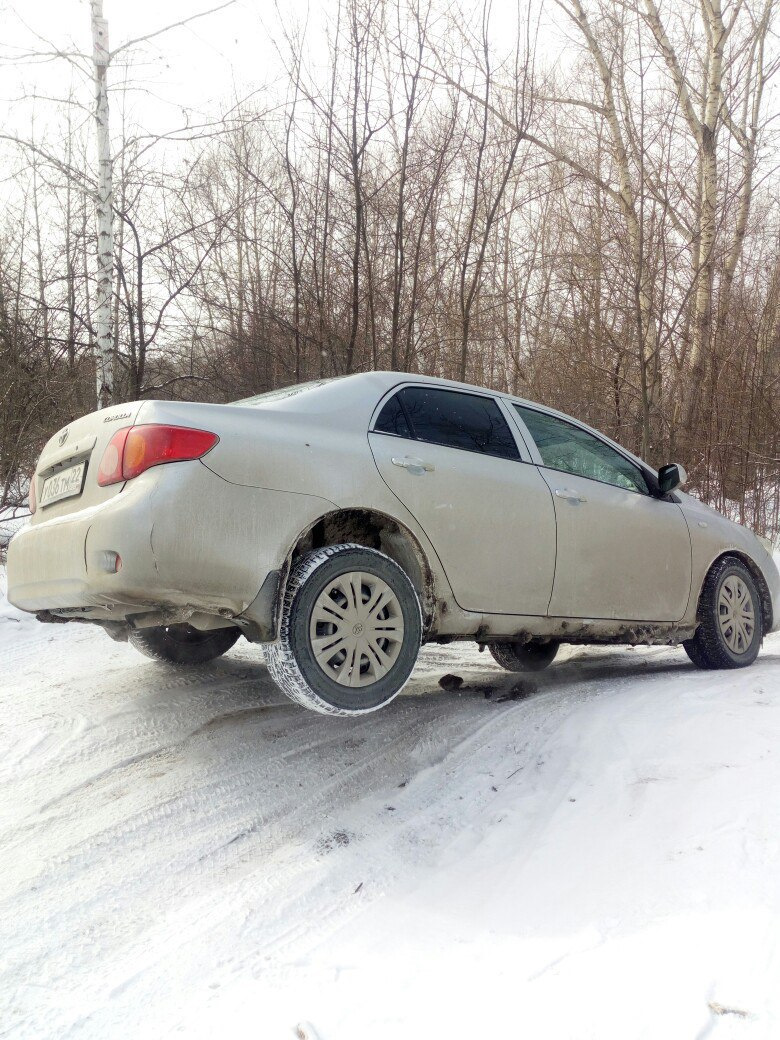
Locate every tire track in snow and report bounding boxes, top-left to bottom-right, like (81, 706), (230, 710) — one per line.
(50, 657), (687, 1038)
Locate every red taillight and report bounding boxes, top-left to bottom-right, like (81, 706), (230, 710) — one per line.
(97, 424), (218, 486)
(28, 475), (37, 514)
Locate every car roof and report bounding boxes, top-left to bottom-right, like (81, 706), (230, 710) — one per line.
(345, 369), (534, 404)
(339, 369), (584, 424)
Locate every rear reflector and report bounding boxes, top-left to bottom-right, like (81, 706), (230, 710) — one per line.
(96, 550), (122, 573)
(97, 424), (218, 486)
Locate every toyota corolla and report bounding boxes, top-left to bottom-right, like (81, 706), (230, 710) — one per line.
(8, 372), (779, 714)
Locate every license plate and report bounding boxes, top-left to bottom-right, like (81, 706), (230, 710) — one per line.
(40, 462), (87, 507)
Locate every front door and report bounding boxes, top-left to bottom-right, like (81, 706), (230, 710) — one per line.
(514, 405), (692, 622)
(369, 386), (557, 616)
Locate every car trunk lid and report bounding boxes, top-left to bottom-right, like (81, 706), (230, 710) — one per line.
(31, 402), (146, 524)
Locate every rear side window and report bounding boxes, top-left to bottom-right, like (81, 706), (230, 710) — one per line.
(374, 393), (412, 438)
(375, 387), (519, 461)
(515, 405), (649, 494)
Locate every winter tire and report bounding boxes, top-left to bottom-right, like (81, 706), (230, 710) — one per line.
(265, 543), (423, 715)
(683, 556), (763, 669)
(128, 623), (240, 665)
(489, 640), (560, 672)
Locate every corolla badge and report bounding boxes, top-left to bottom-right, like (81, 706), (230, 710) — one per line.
(58, 428), (69, 447)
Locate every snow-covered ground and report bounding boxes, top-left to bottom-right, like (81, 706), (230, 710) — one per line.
(2, 565), (780, 1040)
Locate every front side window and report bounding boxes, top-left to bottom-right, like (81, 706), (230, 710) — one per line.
(515, 405), (649, 494)
(375, 387), (519, 461)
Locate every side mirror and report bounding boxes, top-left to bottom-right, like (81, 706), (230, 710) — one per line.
(658, 462), (687, 496)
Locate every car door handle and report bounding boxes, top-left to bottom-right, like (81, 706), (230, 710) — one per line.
(555, 488), (587, 503)
(392, 455), (435, 475)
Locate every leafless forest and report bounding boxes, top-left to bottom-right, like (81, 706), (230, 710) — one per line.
(1, 0), (779, 535)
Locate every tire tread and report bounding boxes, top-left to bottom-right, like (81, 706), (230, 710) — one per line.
(128, 624), (240, 665)
(265, 543), (422, 716)
(683, 555), (762, 670)
(488, 640), (559, 672)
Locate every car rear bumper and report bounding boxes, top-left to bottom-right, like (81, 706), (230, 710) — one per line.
(8, 487), (167, 616)
(7, 461), (332, 622)
(7, 507), (95, 611)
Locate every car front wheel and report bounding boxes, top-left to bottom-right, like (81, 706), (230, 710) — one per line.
(265, 543), (423, 715)
(683, 556), (763, 669)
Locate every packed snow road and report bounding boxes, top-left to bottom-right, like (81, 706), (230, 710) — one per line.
(2, 567), (780, 1040)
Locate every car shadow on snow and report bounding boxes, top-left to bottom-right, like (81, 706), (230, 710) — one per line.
(130, 642), (708, 729)
(414, 652), (696, 705)
(102, 644), (780, 868)
(124, 644), (780, 760)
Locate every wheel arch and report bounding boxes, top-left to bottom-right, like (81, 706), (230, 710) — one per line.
(699, 550), (773, 633)
(279, 507), (436, 634)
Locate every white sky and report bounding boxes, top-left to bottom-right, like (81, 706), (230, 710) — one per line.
(0, 0), (548, 143)
(0, 1), (308, 132)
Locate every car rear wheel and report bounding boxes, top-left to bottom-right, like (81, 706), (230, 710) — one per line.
(265, 544), (423, 715)
(489, 640), (560, 672)
(128, 623), (240, 665)
(683, 556), (763, 669)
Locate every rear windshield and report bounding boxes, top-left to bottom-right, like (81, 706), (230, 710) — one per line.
(231, 378), (339, 406)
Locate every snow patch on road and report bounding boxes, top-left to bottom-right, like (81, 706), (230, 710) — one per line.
(2, 566), (780, 1039)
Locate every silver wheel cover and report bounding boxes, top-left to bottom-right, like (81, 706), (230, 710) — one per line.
(718, 574), (755, 654)
(309, 571), (405, 687)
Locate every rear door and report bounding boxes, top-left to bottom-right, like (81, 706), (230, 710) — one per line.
(368, 385), (556, 616)
(512, 405), (692, 622)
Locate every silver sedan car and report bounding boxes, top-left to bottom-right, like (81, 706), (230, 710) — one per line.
(8, 372), (779, 714)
